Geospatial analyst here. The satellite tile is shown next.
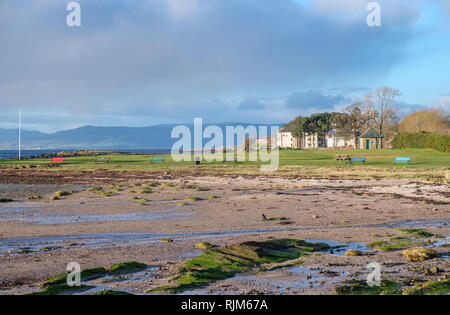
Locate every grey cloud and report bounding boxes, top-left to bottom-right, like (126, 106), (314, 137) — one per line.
(0, 0), (433, 130)
(286, 91), (350, 110)
(238, 99), (267, 111)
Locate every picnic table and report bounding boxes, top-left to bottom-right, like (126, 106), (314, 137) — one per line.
(335, 155), (351, 162)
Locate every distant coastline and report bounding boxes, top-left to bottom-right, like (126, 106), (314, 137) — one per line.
(0, 149), (172, 160)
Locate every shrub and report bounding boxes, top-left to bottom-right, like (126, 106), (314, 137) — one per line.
(392, 132), (450, 152)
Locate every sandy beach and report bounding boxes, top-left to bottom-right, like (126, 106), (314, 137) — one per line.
(0, 171), (448, 295)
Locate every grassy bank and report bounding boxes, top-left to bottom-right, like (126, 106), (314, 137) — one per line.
(0, 149), (448, 182)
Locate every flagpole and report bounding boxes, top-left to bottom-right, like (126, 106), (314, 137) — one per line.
(18, 109), (21, 161)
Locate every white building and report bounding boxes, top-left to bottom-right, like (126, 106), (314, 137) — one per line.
(325, 130), (358, 149)
(276, 126), (300, 149)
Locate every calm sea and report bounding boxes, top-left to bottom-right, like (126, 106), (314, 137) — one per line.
(0, 149), (171, 160)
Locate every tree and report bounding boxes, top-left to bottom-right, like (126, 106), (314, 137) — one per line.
(291, 113), (335, 138)
(291, 116), (308, 139)
(333, 103), (366, 148)
(364, 87), (400, 147)
(398, 109), (450, 134)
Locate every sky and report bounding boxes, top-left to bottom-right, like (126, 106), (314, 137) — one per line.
(0, 0), (449, 133)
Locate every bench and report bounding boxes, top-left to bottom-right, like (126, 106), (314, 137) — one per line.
(51, 158), (65, 164)
(350, 157), (366, 164)
(150, 157), (165, 163)
(394, 157), (410, 165)
(95, 157), (110, 163)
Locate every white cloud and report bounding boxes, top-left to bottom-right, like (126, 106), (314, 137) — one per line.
(433, 94), (450, 111)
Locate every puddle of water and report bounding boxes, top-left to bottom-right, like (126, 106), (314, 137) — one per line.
(0, 206), (192, 224)
(308, 240), (369, 255)
(181, 266), (348, 295)
(371, 218), (450, 229)
(0, 219), (446, 256)
(79, 266), (160, 295)
(0, 201), (157, 213)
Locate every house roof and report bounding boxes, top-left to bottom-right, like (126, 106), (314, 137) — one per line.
(331, 129), (356, 137)
(360, 128), (383, 138)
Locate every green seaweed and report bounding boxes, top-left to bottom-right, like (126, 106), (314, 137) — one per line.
(99, 191), (117, 197)
(27, 195), (41, 200)
(366, 236), (421, 251)
(185, 196), (203, 201)
(42, 267), (108, 288)
(108, 261), (148, 274)
(148, 239), (329, 293)
(27, 284), (93, 295)
(402, 279), (450, 295)
(53, 191), (71, 197)
(333, 280), (403, 295)
(397, 228), (435, 238)
(0, 198), (13, 202)
(35, 262), (147, 295)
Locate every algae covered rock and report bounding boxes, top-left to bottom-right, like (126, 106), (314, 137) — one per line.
(27, 284), (93, 295)
(333, 280), (403, 295)
(402, 248), (440, 262)
(367, 236), (421, 251)
(27, 195), (41, 200)
(195, 242), (214, 250)
(31, 261), (149, 295)
(53, 191), (71, 198)
(345, 249), (363, 257)
(42, 267), (108, 288)
(402, 279), (450, 295)
(108, 261), (148, 274)
(149, 239), (330, 293)
(397, 228), (435, 238)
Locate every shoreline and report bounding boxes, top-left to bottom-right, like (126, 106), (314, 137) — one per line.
(0, 175), (448, 295)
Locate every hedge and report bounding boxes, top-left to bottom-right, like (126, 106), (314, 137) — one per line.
(392, 132), (450, 152)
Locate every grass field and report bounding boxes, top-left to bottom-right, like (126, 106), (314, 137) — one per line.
(1, 149), (448, 182)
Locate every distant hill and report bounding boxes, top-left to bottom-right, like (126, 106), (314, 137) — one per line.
(0, 123), (284, 150)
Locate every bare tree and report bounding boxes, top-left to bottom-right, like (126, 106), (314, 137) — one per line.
(333, 103), (366, 148)
(364, 87), (400, 147)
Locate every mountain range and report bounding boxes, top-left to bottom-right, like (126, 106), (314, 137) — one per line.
(0, 123), (284, 150)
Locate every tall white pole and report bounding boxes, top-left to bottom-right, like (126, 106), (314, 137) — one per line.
(18, 109), (21, 160)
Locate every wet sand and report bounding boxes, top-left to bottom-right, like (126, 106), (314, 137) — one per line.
(0, 173), (448, 295)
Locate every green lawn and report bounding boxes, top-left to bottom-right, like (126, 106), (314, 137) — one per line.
(0, 149), (448, 182)
(277, 148), (449, 168)
(0, 148), (447, 168)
